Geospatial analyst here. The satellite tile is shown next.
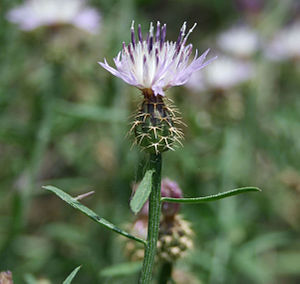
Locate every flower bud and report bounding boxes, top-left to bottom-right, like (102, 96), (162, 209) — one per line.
(161, 178), (182, 218)
(124, 218), (148, 261)
(125, 178), (192, 263)
(157, 215), (193, 262)
(132, 178), (183, 218)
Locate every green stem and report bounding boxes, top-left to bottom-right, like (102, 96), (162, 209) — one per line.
(161, 187), (261, 204)
(158, 262), (173, 284)
(139, 153), (162, 284)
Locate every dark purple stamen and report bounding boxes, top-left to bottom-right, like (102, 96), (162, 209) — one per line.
(148, 35), (153, 53)
(155, 22), (160, 42)
(176, 44), (182, 55)
(143, 55), (147, 65)
(122, 42), (126, 51)
(128, 44), (135, 63)
(173, 43), (183, 60)
(160, 24), (166, 49)
(138, 24), (143, 42)
(175, 33), (185, 56)
(131, 27), (136, 48)
(176, 30), (183, 49)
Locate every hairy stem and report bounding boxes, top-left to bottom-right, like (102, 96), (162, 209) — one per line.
(139, 153), (162, 284)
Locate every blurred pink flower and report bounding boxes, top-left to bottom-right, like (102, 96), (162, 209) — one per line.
(6, 0), (100, 34)
(99, 21), (216, 96)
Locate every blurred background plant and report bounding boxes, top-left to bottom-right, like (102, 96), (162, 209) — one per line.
(0, 0), (299, 283)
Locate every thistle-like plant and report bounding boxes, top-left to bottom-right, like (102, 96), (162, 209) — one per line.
(44, 21), (260, 284)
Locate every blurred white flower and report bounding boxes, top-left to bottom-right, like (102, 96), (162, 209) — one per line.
(217, 26), (259, 58)
(265, 21), (300, 61)
(187, 56), (254, 91)
(6, 0), (100, 34)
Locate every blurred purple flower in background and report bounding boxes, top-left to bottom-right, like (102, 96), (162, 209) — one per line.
(235, 0), (265, 14)
(99, 21), (216, 96)
(6, 0), (100, 34)
(265, 21), (300, 61)
(187, 57), (254, 92)
(217, 26), (260, 58)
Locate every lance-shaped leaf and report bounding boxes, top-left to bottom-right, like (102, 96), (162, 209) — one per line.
(130, 169), (154, 214)
(43, 185), (146, 245)
(161, 187), (261, 204)
(63, 266), (81, 284)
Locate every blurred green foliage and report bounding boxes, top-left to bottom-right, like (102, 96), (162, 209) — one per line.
(0, 0), (300, 283)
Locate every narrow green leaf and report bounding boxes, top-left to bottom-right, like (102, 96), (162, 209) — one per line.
(161, 187), (261, 204)
(63, 266), (81, 284)
(55, 100), (126, 122)
(130, 170), (154, 214)
(43, 185), (146, 245)
(24, 274), (37, 284)
(100, 262), (142, 277)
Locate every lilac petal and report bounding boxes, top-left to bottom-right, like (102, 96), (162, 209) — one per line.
(194, 55), (218, 71)
(190, 49), (210, 69)
(152, 85), (165, 96)
(98, 59), (120, 77)
(99, 59), (136, 85)
(172, 50), (216, 87)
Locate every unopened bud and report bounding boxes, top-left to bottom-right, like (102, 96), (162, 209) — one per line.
(161, 178), (182, 217)
(132, 178), (183, 218)
(157, 215), (194, 262)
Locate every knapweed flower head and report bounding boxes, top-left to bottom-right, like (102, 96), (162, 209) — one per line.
(100, 21), (215, 153)
(99, 21), (214, 96)
(6, 0), (100, 34)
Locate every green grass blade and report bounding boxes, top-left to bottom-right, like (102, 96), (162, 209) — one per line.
(130, 169), (154, 214)
(161, 187), (261, 204)
(43, 185), (146, 245)
(63, 266), (81, 284)
(100, 262), (142, 277)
